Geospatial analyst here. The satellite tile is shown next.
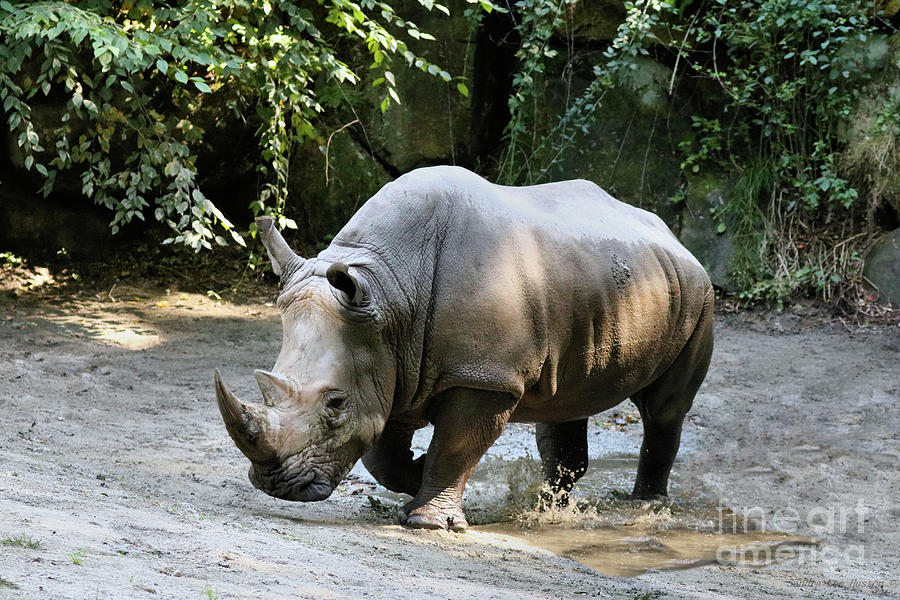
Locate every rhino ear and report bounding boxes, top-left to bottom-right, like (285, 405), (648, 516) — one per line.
(326, 262), (365, 305)
(256, 216), (303, 277)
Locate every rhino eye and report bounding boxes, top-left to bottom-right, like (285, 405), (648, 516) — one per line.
(326, 395), (347, 410)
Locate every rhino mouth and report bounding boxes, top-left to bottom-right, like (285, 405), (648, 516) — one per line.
(249, 464), (335, 502)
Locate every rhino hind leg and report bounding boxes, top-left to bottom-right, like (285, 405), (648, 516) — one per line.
(630, 299), (714, 499)
(536, 419), (588, 507)
(630, 405), (684, 499)
(398, 388), (517, 532)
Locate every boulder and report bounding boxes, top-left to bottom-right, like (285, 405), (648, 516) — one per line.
(863, 228), (900, 305)
(840, 32), (900, 225)
(677, 175), (737, 291)
(541, 56), (691, 226)
(353, 2), (475, 172)
(567, 0), (625, 42)
(285, 132), (392, 254)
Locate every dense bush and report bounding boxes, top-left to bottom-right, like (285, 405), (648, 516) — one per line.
(0, 0), (466, 250)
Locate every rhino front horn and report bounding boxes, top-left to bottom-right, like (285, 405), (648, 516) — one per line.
(255, 216), (304, 277)
(214, 369), (279, 463)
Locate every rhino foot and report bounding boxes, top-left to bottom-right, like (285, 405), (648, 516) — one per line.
(398, 501), (469, 532)
(537, 488), (572, 511)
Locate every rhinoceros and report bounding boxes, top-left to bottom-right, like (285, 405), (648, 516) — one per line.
(215, 165), (713, 531)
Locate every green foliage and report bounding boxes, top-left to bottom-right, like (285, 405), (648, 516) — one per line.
(0, 0), (464, 250)
(673, 0), (870, 210)
(0, 251), (24, 266)
(679, 116), (722, 176)
(366, 494), (398, 518)
(666, 0), (885, 301)
(496, 0), (575, 183)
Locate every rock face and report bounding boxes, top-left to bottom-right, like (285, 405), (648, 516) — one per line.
(864, 228), (900, 305)
(568, 0), (625, 41)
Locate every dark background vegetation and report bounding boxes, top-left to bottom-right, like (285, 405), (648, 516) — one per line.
(2, 0), (899, 314)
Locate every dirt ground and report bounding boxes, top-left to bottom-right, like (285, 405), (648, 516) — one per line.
(0, 279), (898, 599)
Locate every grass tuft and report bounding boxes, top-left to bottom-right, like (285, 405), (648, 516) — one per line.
(1, 534), (41, 550)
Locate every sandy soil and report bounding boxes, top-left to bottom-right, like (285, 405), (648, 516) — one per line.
(0, 284), (898, 599)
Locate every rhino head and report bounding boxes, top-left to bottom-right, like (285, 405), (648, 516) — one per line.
(215, 217), (395, 502)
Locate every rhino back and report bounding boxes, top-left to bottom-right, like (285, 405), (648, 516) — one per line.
(325, 166), (712, 419)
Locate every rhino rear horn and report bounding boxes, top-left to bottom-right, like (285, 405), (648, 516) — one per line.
(256, 216), (303, 277)
(215, 369), (279, 463)
(254, 370), (295, 407)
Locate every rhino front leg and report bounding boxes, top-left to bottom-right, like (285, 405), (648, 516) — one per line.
(536, 418), (588, 507)
(362, 420), (427, 497)
(398, 388), (517, 532)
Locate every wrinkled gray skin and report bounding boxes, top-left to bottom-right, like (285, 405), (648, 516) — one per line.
(216, 166), (714, 532)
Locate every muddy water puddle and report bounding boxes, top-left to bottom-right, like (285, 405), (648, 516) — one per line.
(358, 431), (813, 577)
(479, 522), (813, 577)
